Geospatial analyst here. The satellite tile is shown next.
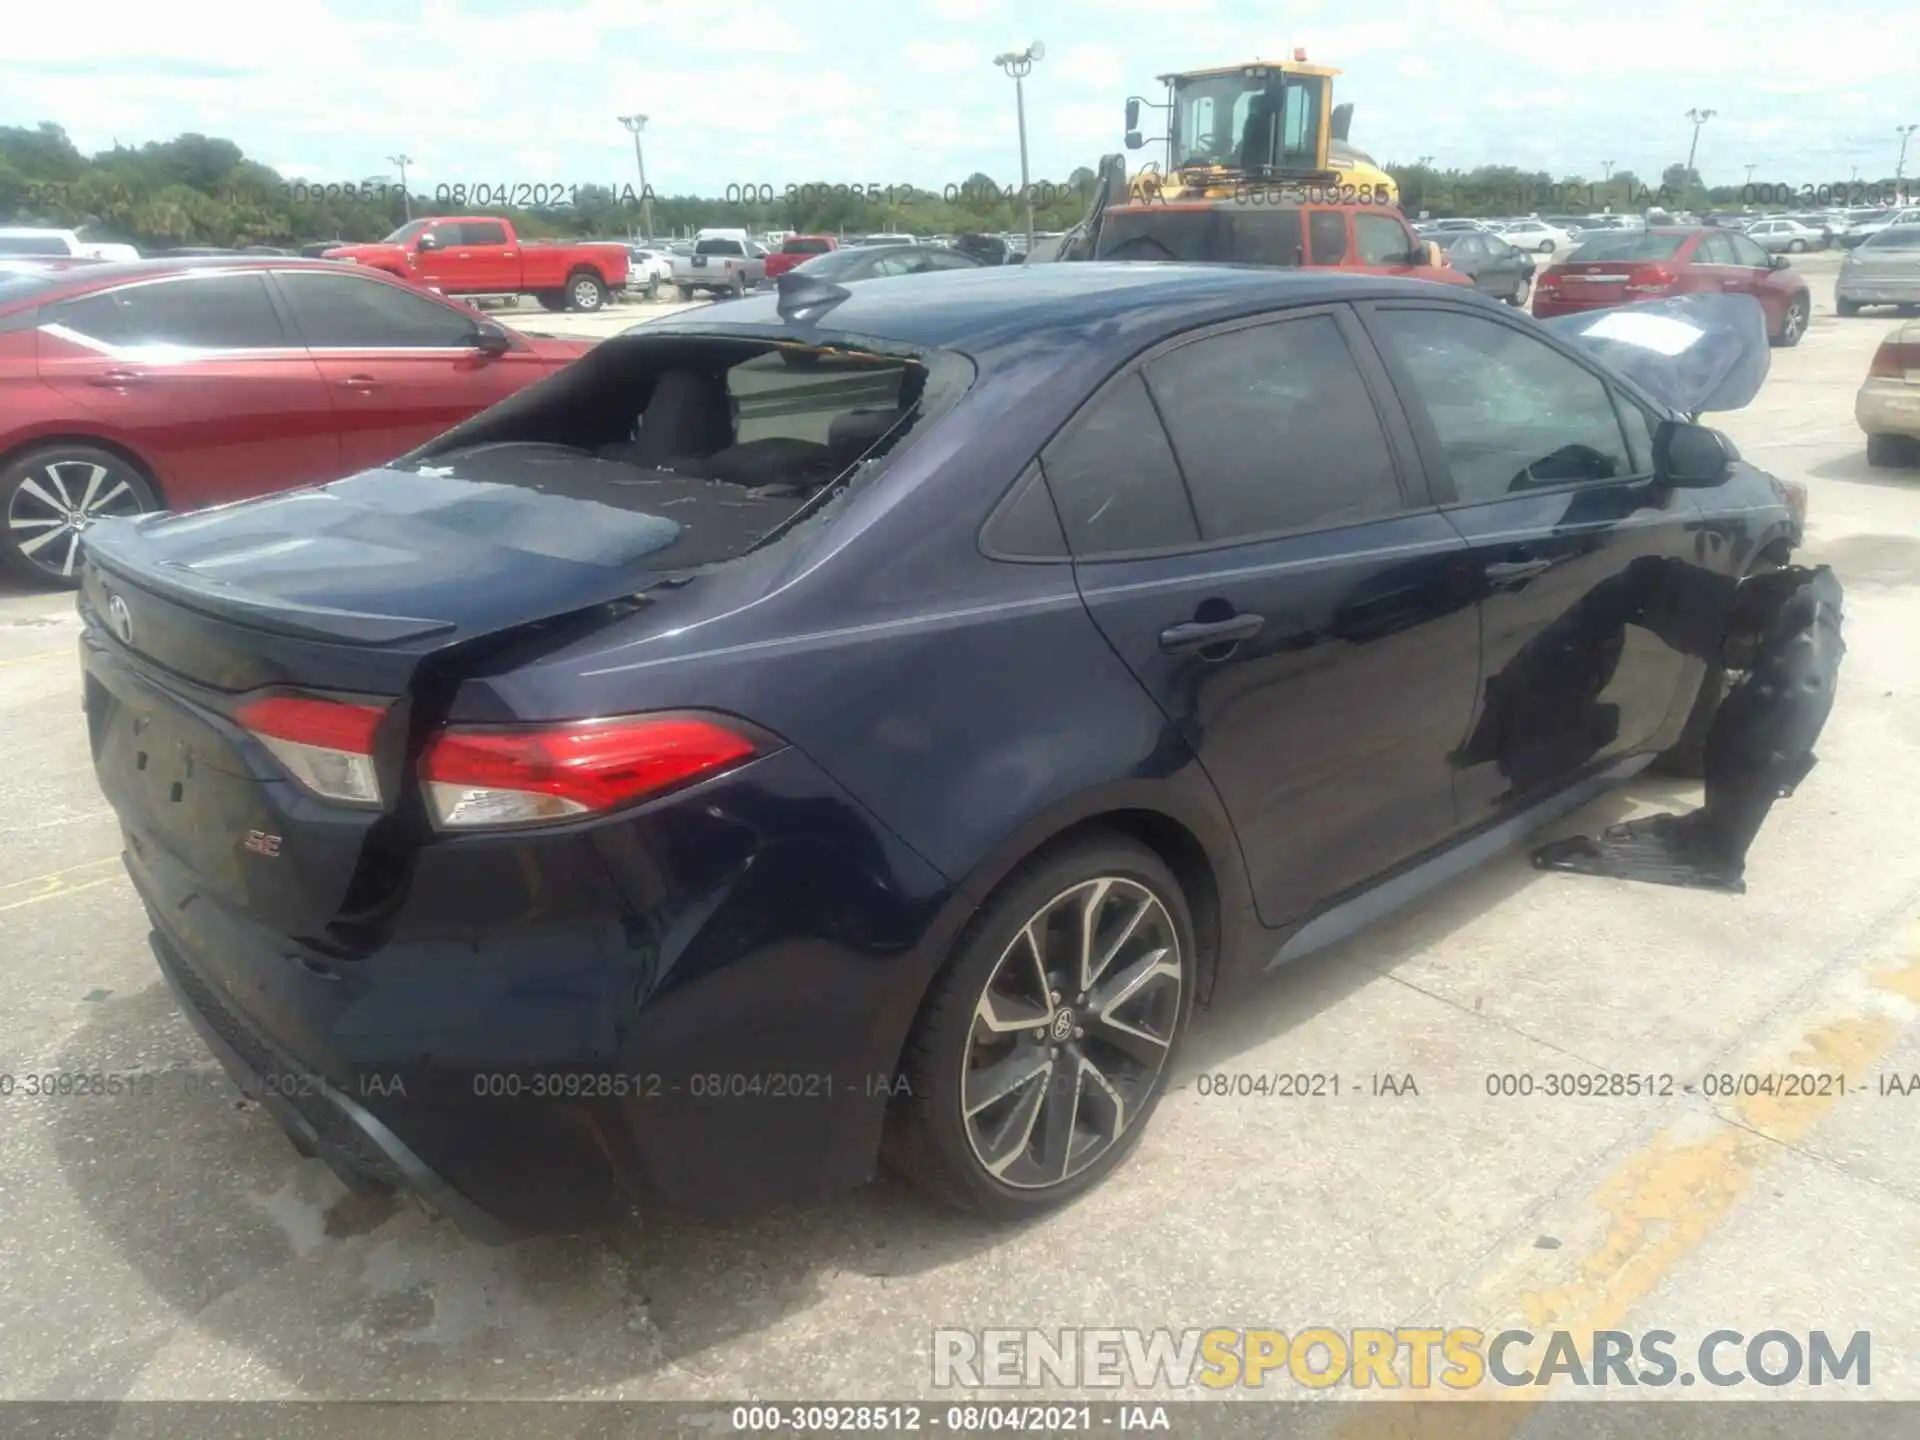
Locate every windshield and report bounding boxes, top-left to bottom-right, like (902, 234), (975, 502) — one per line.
(1170, 71), (1325, 171)
(0, 235), (70, 256)
(1568, 233), (1687, 261)
(381, 220), (430, 244)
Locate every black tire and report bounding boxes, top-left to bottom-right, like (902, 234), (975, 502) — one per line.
(1788, 238), (1806, 254)
(882, 833), (1194, 1217)
(1836, 298), (1862, 317)
(1654, 553), (1784, 777)
(1538, 240), (1555, 255)
(566, 271), (608, 312)
(1771, 295), (1808, 348)
(1867, 433), (1920, 468)
(1, 444), (159, 588)
(1507, 275), (1531, 307)
(534, 291), (567, 312)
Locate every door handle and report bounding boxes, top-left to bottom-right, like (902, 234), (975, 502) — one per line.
(1159, 612), (1265, 654)
(456, 252), (472, 258)
(336, 374), (382, 391)
(86, 369), (148, 387)
(1484, 555), (1554, 587)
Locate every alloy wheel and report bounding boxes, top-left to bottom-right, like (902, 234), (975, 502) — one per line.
(572, 278), (602, 310)
(961, 876), (1182, 1189)
(1781, 299), (1807, 343)
(6, 458), (149, 581)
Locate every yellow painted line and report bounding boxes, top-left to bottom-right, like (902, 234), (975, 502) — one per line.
(1337, 914), (1920, 1436)
(0, 856), (123, 913)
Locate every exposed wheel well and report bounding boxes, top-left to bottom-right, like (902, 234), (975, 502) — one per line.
(0, 436), (166, 506)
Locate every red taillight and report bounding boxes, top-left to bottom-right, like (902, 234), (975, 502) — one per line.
(1625, 265), (1677, 293)
(236, 694), (389, 807)
(1869, 340), (1918, 378)
(418, 714), (758, 831)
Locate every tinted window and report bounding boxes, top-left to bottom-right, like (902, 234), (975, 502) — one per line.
(1568, 233), (1685, 261)
(1486, 238), (1517, 260)
(1307, 210), (1349, 264)
(276, 270), (479, 347)
(0, 272), (59, 304)
(424, 223), (462, 247)
(1725, 232), (1771, 267)
(793, 249), (881, 279)
(462, 221), (509, 245)
(1042, 372), (1198, 554)
(1371, 308), (1634, 503)
(1144, 315), (1403, 541)
(869, 252), (927, 277)
(1451, 235), (1486, 260)
(1354, 212), (1412, 264)
(694, 239), (745, 256)
(781, 237), (832, 255)
(924, 250), (980, 270)
(57, 274), (286, 348)
(1861, 227), (1920, 250)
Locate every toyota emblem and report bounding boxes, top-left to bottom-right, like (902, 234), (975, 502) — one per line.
(106, 593), (134, 645)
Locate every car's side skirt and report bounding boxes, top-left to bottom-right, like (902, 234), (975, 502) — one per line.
(1267, 752), (1658, 971)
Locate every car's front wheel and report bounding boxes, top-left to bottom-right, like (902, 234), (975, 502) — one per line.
(885, 834), (1193, 1216)
(1, 444), (159, 587)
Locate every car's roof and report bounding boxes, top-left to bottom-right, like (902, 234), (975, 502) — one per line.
(11, 255), (360, 287)
(637, 262), (1507, 357)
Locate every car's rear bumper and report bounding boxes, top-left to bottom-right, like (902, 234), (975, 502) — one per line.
(1858, 377), (1920, 439)
(122, 744), (966, 1239)
(1836, 276), (1920, 305)
(1530, 294), (1626, 318)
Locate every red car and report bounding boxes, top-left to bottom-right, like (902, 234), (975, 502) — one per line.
(1533, 227), (1812, 346)
(323, 217), (630, 312)
(763, 234), (838, 280)
(0, 258), (589, 585)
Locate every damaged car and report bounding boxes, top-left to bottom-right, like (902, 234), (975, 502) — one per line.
(78, 265), (1807, 1238)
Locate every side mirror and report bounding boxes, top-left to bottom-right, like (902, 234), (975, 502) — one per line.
(1125, 98), (1141, 130)
(1770, 254), (1792, 270)
(1653, 419), (1734, 488)
(468, 320), (512, 356)
(1124, 131), (1144, 151)
(417, 233), (442, 252)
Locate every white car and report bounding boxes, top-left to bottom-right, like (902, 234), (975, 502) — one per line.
(1857, 318), (1920, 469)
(1496, 219), (1571, 253)
(0, 226), (139, 262)
(625, 247), (675, 285)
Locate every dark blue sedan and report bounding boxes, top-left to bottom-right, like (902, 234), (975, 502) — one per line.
(77, 264), (1801, 1237)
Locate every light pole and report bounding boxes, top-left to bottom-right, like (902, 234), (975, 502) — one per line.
(1744, 163), (1756, 184)
(994, 41), (1045, 255)
(387, 153), (413, 221)
(617, 114), (655, 242)
(1898, 124), (1918, 186)
(1684, 108), (1715, 181)
(1602, 159), (1614, 179)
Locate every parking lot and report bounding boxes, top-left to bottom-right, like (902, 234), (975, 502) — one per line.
(4, 246), (1920, 1412)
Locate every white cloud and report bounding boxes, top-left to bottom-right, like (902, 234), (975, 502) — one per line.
(906, 39), (980, 74)
(1054, 43), (1126, 89)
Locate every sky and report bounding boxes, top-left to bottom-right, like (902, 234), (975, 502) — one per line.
(6, 0), (1918, 196)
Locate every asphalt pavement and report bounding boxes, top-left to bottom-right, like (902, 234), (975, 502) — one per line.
(3, 247), (1919, 1415)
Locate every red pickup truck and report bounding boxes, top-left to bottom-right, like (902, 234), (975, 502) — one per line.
(763, 234), (839, 279)
(324, 217), (629, 312)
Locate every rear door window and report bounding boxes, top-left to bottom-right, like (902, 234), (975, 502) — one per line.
(1695, 233), (1737, 265)
(1143, 312), (1406, 541)
(1042, 372), (1198, 554)
(56, 273), (287, 349)
(1725, 232), (1771, 267)
(461, 221), (509, 245)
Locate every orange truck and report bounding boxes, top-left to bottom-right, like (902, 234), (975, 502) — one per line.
(324, 216), (629, 312)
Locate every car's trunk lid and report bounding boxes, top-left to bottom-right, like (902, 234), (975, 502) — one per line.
(80, 446), (813, 945)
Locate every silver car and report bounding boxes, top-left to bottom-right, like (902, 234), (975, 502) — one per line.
(1836, 225), (1920, 316)
(1744, 217), (1823, 253)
